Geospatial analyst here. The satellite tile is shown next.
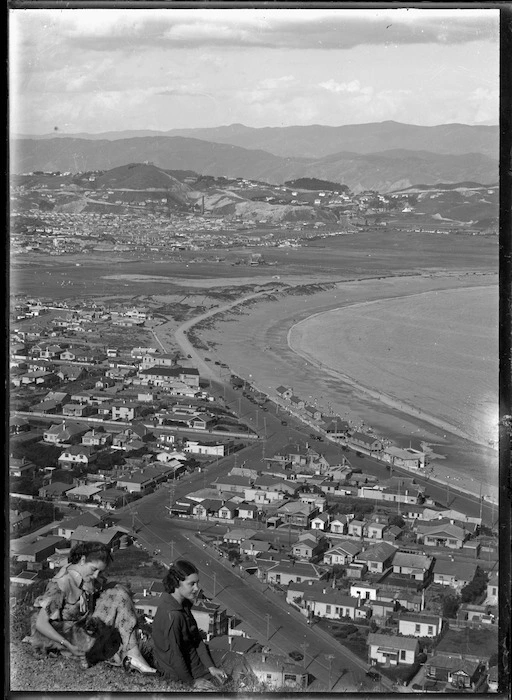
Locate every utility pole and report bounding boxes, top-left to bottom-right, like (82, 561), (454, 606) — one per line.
(213, 572), (217, 596)
(265, 613), (271, 640)
(300, 637), (309, 670)
(326, 654), (335, 691)
(170, 540), (175, 560)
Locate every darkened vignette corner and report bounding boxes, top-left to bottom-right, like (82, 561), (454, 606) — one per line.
(7, 2), (504, 700)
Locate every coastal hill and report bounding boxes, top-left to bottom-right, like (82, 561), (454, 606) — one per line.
(13, 135), (497, 194)
(17, 120), (498, 160)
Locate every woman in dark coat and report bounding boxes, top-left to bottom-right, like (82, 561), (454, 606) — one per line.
(152, 559), (226, 690)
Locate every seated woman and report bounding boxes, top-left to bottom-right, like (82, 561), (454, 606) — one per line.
(152, 559), (227, 690)
(23, 541), (156, 674)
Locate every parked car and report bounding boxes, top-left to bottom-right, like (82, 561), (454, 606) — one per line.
(288, 650), (304, 662)
(281, 420), (288, 426)
(366, 669), (380, 682)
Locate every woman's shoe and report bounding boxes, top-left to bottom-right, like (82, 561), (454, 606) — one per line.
(123, 655), (157, 675)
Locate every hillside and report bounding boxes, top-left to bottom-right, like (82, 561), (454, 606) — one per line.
(18, 121), (499, 160)
(94, 162), (191, 196)
(13, 136), (497, 194)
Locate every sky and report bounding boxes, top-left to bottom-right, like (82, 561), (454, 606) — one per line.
(9, 7), (500, 135)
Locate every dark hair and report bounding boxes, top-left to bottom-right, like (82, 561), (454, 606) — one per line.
(163, 559), (198, 593)
(68, 542), (113, 566)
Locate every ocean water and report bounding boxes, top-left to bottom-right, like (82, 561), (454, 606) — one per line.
(288, 285), (499, 448)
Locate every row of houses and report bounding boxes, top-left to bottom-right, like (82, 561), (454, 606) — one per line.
(275, 386), (427, 470)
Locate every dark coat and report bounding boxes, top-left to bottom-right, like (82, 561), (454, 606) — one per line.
(151, 593), (214, 684)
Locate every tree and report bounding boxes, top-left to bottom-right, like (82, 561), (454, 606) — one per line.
(460, 569), (487, 604)
(388, 514), (405, 529)
(442, 594), (460, 619)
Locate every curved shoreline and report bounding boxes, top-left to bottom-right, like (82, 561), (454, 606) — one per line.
(287, 284), (497, 451)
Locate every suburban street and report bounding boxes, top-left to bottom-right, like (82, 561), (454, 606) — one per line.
(117, 493), (391, 693)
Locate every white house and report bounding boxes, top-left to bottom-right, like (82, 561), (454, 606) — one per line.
(397, 613), (442, 638)
(323, 541), (361, 566)
(367, 633), (419, 666)
(350, 582), (379, 602)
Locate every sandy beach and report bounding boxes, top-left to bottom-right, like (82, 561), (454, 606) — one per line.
(193, 271), (499, 501)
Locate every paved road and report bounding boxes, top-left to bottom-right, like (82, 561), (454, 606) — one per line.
(118, 494), (389, 693)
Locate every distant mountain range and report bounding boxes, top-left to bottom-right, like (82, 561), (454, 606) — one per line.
(12, 121), (498, 194)
(17, 120), (498, 159)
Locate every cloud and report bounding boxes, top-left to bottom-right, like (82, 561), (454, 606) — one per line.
(319, 79), (373, 96)
(13, 8), (498, 54)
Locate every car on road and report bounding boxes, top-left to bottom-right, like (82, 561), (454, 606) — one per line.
(281, 420), (288, 426)
(288, 651), (304, 662)
(366, 669), (381, 682)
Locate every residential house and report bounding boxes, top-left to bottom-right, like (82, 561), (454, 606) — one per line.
(94, 488), (129, 510)
(116, 470), (156, 494)
(58, 445), (97, 469)
(329, 514), (351, 535)
(10, 509), (32, 535)
(348, 519), (365, 538)
(275, 501), (317, 528)
(310, 512), (331, 531)
(292, 532), (326, 561)
(55, 511), (105, 539)
(322, 417), (350, 436)
(355, 542), (398, 574)
(304, 590), (365, 621)
(184, 440), (232, 457)
(192, 598), (229, 641)
(10, 416), (31, 435)
(11, 535), (67, 568)
(487, 665), (498, 692)
(62, 403), (96, 418)
(10, 456), (37, 478)
(276, 386), (293, 400)
(486, 573), (498, 604)
(419, 522), (468, 549)
(223, 528), (258, 545)
(216, 501), (238, 521)
(425, 654), (485, 690)
(323, 541), (362, 566)
(38, 482), (74, 500)
(350, 582), (379, 601)
(265, 560), (327, 586)
(240, 540), (276, 557)
(82, 428), (112, 447)
(398, 612), (442, 638)
(367, 633), (419, 666)
(382, 446), (427, 470)
(432, 560), (478, 590)
(365, 521), (387, 540)
(56, 365), (86, 382)
(111, 402), (140, 421)
(358, 484), (423, 505)
(243, 652), (307, 689)
(29, 399), (61, 415)
(392, 551), (434, 582)
(237, 502), (259, 520)
(304, 405), (322, 421)
(368, 600), (396, 621)
(66, 483), (104, 503)
(289, 395), (305, 410)
(214, 474), (253, 495)
(70, 525), (123, 549)
(348, 432), (383, 454)
(43, 421), (88, 445)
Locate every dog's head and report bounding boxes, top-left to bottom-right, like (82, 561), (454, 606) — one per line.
(75, 617), (122, 667)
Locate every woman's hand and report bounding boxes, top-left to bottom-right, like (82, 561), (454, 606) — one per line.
(208, 667), (227, 683)
(62, 641), (86, 658)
